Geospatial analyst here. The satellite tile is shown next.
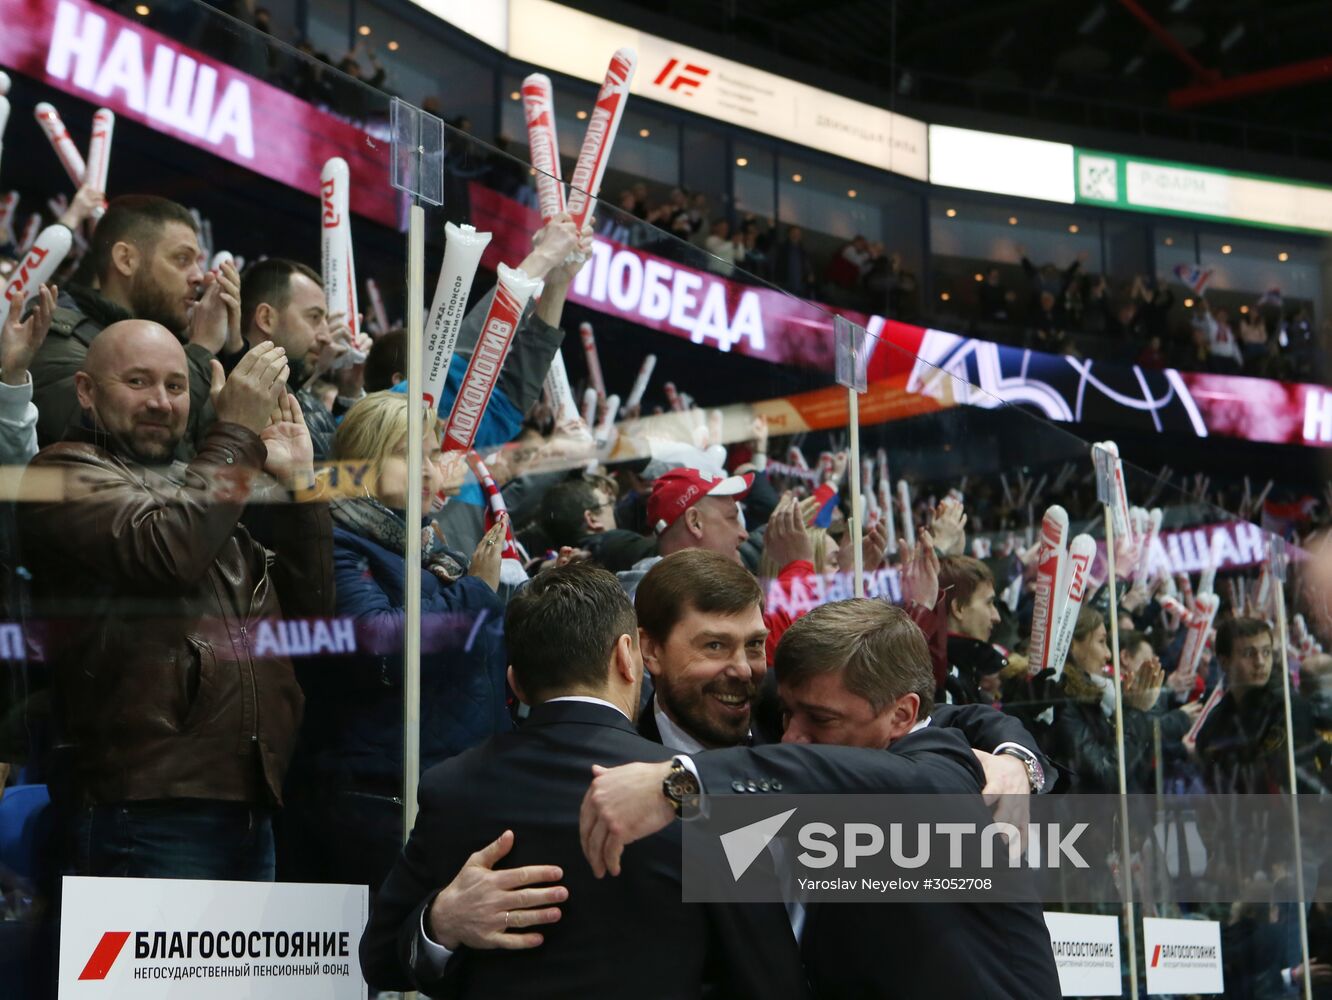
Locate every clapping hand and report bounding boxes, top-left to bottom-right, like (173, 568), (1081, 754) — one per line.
(1, 283), (55, 386)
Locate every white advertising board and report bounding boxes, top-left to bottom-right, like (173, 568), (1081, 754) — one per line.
(59, 876), (368, 997)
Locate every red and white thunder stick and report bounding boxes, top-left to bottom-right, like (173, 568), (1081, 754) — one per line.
(594, 394), (620, 448)
(877, 457), (897, 556)
(2, 225), (73, 308)
(319, 157), (359, 341)
(581, 387), (598, 428)
(1158, 595), (1194, 628)
(84, 108), (114, 217)
(0, 94), (9, 180)
(1049, 534), (1097, 681)
(564, 48), (637, 231)
(622, 354), (655, 415)
(0, 192), (17, 245)
(442, 264), (544, 452)
(521, 73), (566, 223)
(365, 277), (389, 335)
(1177, 572), (1196, 613)
(789, 445), (809, 470)
(579, 321), (606, 400)
(897, 480), (916, 550)
(1133, 507), (1163, 589)
(423, 222), (491, 412)
(34, 103), (86, 189)
(543, 349), (583, 430)
(1177, 591), (1220, 682)
(1028, 505), (1069, 675)
(466, 451), (528, 587)
(1183, 681), (1225, 749)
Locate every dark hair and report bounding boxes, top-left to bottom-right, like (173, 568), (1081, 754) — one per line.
(505, 562), (637, 703)
(89, 195), (196, 281)
(1216, 617), (1273, 660)
(240, 258), (322, 333)
(635, 549), (763, 645)
(1120, 630), (1152, 657)
(775, 599), (935, 717)
(541, 478), (603, 548)
(938, 555), (994, 614)
(364, 328), (406, 392)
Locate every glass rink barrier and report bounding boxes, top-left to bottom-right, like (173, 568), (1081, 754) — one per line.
(0, 1), (1326, 998)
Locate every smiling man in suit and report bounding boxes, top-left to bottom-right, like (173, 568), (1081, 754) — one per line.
(580, 597), (1061, 1000)
(359, 563), (810, 998)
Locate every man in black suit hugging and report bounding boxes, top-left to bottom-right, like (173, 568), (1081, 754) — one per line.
(359, 563), (809, 999)
(581, 597), (1062, 999)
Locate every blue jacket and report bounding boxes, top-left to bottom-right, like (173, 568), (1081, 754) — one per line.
(290, 523), (511, 789)
(389, 353), (523, 452)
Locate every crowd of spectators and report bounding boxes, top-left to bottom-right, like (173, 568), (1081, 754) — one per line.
(2, 43), (1332, 1000)
(950, 249), (1326, 381)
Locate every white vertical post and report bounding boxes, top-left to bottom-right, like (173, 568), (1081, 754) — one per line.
(1273, 567), (1313, 1000)
(403, 204), (425, 836)
(1104, 510), (1139, 1000)
(848, 388), (864, 598)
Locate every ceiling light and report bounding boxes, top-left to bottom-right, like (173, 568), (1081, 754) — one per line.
(1239, 305), (1249, 314)
(1164, 237), (1174, 246)
(357, 24), (371, 36)
(791, 173), (803, 183)
(940, 292), (951, 301)
(1068, 224), (1079, 233)
(1278, 251), (1289, 262)
(1184, 297), (1194, 307)
(510, 91), (521, 101)
(576, 110), (588, 120)
(735, 157), (748, 167)
(638, 128), (650, 137)
(1221, 244), (1232, 254)
(945, 208), (957, 218)
(387, 40), (399, 51)
(1008, 216), (1018, 225)
(974, 273), (984, 282)
(847, 189), (857, 198)
(134, 3), (149, 13)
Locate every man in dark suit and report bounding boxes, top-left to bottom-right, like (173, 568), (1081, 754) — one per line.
(634, 549), (1051, 794)
(359, 563), (810, 999)
(580, 597), (1061, 999)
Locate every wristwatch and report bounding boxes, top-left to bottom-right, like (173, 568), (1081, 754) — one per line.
(996, 745), (1046, 793)
(662, 756), (701, 817)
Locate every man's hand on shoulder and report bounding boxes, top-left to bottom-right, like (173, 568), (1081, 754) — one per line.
(579, 761), (676, 878)
(427, 830), (566, 951)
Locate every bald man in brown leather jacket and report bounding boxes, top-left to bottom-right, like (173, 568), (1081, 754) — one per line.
(19, 320), (333, 880)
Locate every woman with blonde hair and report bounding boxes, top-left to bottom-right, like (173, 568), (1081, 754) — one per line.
(279, 391), (509, 892)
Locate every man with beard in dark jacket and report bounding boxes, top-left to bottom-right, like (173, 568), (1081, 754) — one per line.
(238, 258), (346, 460)
(19, 320), (333, 880)
(30, 195), (241, 451)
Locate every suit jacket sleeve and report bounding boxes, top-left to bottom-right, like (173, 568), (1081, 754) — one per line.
(931, 703), (1050, 768)
(691, 729), (985, 797)
(360, 775), (460, 995)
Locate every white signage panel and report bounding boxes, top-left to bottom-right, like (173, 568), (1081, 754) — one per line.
(507, 0), (928, 180)
(59, 876), (368, 997)
(929, 125), (1075, 203)
(1143, 916), (1224, 995)
(1125, 160), (1332, 234)
(1043, 911), (1122, 997)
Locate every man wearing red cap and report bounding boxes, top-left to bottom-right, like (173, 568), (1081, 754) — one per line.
(647, 466), (755, 562)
